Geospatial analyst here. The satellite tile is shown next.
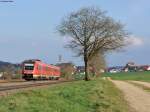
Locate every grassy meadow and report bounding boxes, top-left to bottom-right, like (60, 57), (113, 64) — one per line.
(0, 79), (131, 112)
(102, 71), (150, 82)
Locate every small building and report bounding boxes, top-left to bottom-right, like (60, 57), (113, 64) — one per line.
(124, 62), (138, 72)
(107, 66), (124, 73)
(140, 65), (150, 71)
(76, 66), (85, 74)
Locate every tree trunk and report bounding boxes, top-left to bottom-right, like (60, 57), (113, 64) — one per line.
(84, 56), (89, 81)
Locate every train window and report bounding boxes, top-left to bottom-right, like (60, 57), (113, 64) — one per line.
(45, 67), (47, 71)
(37, 66), (39, 70)
(40, 66), (42, 70)
(46, 67), (49, 71)
(37, 65), (42, 70)
(25, 66), (34, 70)
(24, 63), (34, 70)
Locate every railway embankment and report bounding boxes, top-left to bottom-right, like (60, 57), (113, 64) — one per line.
(0, 78), (132, 112)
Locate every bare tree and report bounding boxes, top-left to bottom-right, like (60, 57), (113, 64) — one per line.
(89, 53), (106, 76)
(1, 65), (14, 80)
(57, 62), (75, 80)
(58, 7), (128, 81)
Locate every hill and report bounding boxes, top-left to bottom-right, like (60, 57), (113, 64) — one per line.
(0, 61), (22, 79)
(0, 61), (12, 67)
(0, 61), (21, 72)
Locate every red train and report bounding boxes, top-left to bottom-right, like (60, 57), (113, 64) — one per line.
(22, 59), (61, 80)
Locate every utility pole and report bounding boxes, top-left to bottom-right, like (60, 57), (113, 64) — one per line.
(58, 55), (62, 63)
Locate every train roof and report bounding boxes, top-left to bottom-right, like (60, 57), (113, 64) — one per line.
(23, 59), (60, 70)
(23, 59), (41, 63)
(35, 60), (60, 70)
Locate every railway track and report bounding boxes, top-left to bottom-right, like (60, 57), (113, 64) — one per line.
(0, 80), (26, 83)
(0, 80), (74, 92)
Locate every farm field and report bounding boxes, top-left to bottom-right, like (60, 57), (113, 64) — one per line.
(102, 71), (150, 82)
(0, 79), (131, 112)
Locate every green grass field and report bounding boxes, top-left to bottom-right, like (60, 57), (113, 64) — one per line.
(102, 71), (150, 82)
(0, 79), (131, 112)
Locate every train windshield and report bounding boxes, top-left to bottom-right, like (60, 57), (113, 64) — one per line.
(24, 63), (34, 70)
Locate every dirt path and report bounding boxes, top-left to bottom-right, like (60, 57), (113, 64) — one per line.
(112, 80), (150, 112)
(130, 81), (150, 88)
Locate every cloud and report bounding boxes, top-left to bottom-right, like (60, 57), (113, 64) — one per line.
(126, 35), (144, 47)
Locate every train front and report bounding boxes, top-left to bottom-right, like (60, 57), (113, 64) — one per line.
(22, 60), (36, 80)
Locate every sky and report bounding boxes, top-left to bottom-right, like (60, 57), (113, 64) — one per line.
(0, 0), (150, 66)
